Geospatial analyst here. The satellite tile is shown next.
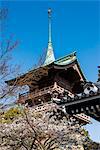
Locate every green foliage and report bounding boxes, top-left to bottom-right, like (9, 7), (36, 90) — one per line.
(0, 107), (23, 123)
(82, 128), (90, 139)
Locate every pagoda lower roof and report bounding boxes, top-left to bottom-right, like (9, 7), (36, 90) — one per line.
(5, 52), (85, 86)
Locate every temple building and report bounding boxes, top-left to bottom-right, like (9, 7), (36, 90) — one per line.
(6, 9), (90, 124)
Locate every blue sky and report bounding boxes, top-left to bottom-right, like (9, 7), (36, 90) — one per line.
(1, 0), (100, 142)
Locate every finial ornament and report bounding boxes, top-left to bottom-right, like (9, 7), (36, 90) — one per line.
(48, 8), (52, 17)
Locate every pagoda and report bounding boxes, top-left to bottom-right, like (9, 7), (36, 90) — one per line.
(6, 9), (90, 124)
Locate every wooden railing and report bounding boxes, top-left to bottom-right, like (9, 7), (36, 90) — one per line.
(73, 114), (90, 123)
(18, 83), (65, 103)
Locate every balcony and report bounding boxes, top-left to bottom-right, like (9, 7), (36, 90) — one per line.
(17, 83), (65, 104)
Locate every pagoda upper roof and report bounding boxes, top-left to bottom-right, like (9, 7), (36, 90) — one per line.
(5, 52), (86, 86)
(53, 51), (76, 66)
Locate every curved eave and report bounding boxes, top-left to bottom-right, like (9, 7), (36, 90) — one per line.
(52, 52), (86, 81)
(54, 52), (76, 66)
(5, 66), (49, 86)
(75, 59), (86, 81)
